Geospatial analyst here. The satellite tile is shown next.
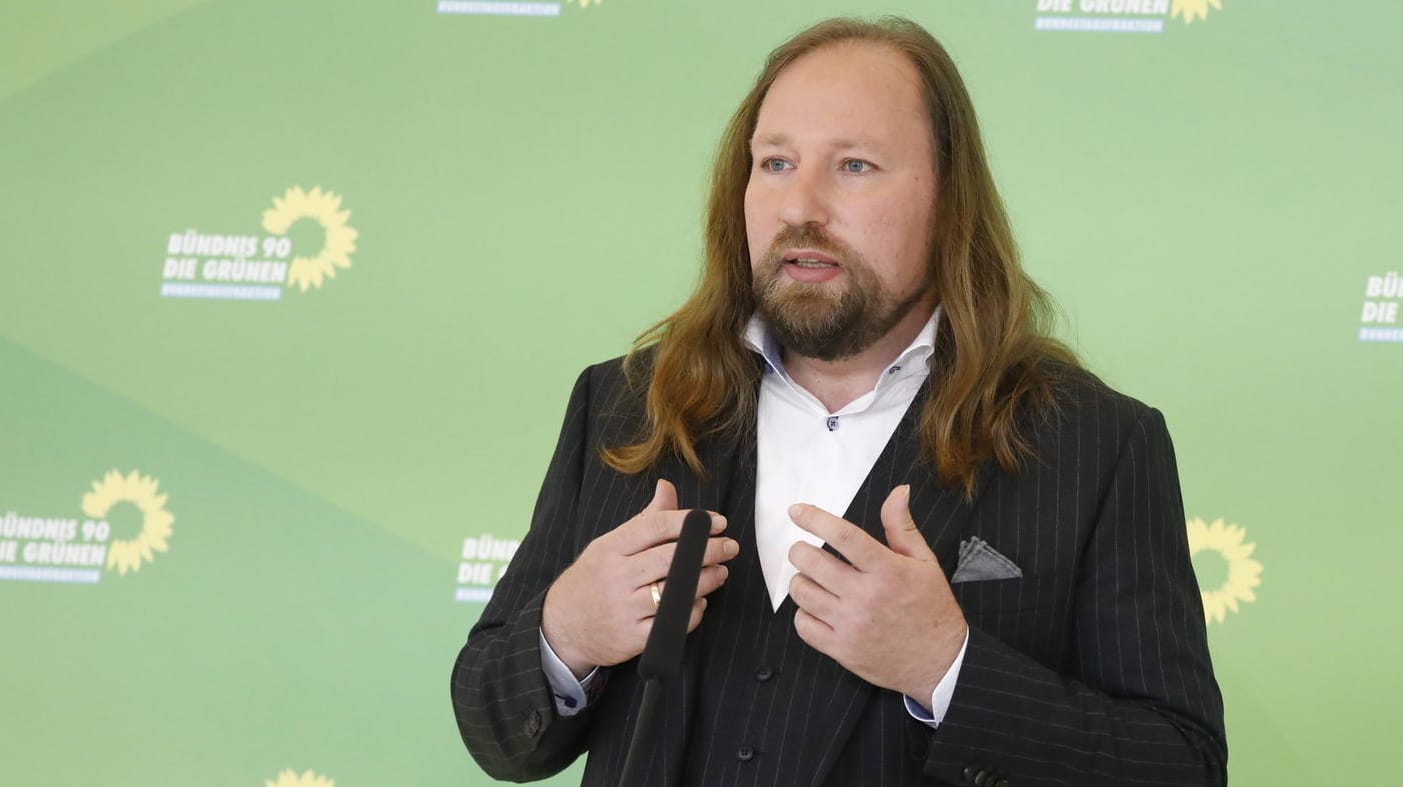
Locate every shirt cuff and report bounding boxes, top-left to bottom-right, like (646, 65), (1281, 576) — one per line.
(539, 629), (600, 718)
(903, 628), (970, 728)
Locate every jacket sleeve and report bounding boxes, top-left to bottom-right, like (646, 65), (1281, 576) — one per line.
(922, 408), (1228, 787)
(450, 366), (599, 782)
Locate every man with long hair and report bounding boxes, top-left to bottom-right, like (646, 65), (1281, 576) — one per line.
(452, 16), (1226, 786)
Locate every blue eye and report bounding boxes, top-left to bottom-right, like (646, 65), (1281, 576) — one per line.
(842, 159), (871, 174)
(761, 158), (791, 173)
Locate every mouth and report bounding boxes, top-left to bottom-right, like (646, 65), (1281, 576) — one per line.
(781, 250), (840, 270)
(774, 249), (843, 284)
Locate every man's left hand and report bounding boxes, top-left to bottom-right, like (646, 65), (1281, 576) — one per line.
(787, 484), (968, 708)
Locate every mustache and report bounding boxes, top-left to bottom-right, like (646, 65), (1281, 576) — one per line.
(758, 225), (857, 267)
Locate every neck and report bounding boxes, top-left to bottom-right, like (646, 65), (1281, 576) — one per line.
(782, 298), (936, 412)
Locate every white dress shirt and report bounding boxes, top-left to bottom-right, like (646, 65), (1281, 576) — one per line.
(541, 307), (967, 726)
(747, 313), (935, 612)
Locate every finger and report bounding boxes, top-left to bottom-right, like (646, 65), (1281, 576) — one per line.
(788, 503), (886, 569)
(788, 572), (840, 621)
(633, 536), (738, 587)
(695, 563), (730, 597)
(636, 582), (662, 621)
(788, 540), (857, 595)
(608, 478), (726, 554)
(615, 509), (728, 556)
(643, 478), (678, 513)
(643, 480), (728, 537)
(611, 509), (689, 555)
(648, 563), (735, 608)
(880, 485), (935, 562)
(622, 479), (680, 553)
(609, 479), (677, 555)
(685, 597), (707, 633)
(701, 535), (741, 567)
(632, 540), (679, 586)
(793, 607), (834, 651)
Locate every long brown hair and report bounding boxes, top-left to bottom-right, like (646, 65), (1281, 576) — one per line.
(602, 16), (1076, 497)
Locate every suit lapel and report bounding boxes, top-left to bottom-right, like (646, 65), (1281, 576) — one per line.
(841, 385), (975, 553)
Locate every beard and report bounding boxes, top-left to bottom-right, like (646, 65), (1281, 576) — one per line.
(751, 226), (933, 362)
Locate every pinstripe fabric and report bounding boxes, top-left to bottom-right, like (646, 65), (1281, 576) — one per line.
(450, 355), (1227, 786)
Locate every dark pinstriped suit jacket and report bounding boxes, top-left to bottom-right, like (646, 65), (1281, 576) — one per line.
(451, 355), (1227, 786)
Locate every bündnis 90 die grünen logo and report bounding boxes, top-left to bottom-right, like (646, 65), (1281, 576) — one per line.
(1187, 517), (1262, 624)
(160, 186), (359, 301)
(0, 469), (175, 585)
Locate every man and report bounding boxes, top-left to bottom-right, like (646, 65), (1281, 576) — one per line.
(451, 16), (1226, 787)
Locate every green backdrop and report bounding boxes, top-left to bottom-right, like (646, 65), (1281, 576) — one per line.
(2, 1), (1399, 785)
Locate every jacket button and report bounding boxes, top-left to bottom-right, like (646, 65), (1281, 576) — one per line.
(756, 665), (774, 682)
(524, 709), (541, 737)
(963, 767), (989, 785)
(737, 745), (755, 762)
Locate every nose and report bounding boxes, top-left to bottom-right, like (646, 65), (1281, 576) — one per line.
(777, 166), (830, 227)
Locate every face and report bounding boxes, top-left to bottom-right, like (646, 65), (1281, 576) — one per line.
(745, 42), (938, 362)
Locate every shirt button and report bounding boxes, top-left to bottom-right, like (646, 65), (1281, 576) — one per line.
(755, 665), (774, 682)
(737, 745), (755, 762)
(826, 416), (839, 431)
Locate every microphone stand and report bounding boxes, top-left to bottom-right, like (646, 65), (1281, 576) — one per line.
(618, 677), (666, 787)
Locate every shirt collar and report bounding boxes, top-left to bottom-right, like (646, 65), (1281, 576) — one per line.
(743, 305), (941, 380)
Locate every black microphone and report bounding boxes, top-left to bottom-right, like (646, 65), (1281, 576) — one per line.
(638, 508), (711, 681)
(620, 507), (712, 787)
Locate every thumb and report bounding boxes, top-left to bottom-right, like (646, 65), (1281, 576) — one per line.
(881, 485), (934, 561)
(644, 478), (679, 512)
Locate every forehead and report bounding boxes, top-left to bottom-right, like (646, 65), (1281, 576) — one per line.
(752, 42), (931, 149)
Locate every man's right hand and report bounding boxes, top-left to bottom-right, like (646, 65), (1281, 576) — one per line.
(540, 479), (737, 679)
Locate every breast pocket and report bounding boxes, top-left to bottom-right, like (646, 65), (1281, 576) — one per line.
(952, 569), (1069, 616)
(951, 570), (1075, 667)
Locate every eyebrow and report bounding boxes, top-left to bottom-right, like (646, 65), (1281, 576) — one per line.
(750, 133), (869, 151)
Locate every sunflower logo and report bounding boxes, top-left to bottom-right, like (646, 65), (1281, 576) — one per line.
(1171, 0), (1222, 24)
(261, 186), (359, 292)
(266, 770), (334, 787)
(1186, 517), (1262, 624)
(81, 470), (175, 576)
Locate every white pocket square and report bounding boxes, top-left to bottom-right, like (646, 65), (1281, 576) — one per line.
(950, 537), (1023, 584)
